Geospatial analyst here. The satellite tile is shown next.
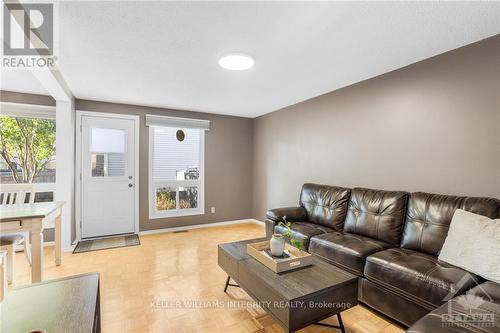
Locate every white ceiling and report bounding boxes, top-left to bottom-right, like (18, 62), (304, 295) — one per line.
(2, 1), (499, 118)
(1, 70), (48, 96)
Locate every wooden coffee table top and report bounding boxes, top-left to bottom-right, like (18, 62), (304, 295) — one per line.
(218, 237), (357, 301)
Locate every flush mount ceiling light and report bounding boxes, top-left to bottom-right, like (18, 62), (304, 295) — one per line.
(218, 53), (254, 70)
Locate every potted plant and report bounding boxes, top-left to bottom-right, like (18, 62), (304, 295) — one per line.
(276, 216), (304, 251)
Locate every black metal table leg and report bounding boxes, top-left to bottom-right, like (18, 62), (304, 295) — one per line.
(315, 313), (346, 333)
(223, 276), (240, 293)
(337, 313), (345, 333)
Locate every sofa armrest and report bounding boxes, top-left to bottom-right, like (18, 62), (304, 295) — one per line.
(265, 219), (277, 238)
(265, 206), (307, 238)
(266, 206), (307, 222)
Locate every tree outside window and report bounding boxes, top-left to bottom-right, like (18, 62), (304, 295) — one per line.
(0, 116), (56, 184)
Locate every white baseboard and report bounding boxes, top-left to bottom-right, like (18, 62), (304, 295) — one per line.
(46, 241), (75, 253)
(68, 219), (264, 248)
(139, 218), (264, 236)
(64, 245), (75, 253)
(250, 218), (264, 225)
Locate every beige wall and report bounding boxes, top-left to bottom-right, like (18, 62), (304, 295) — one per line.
(252, 35), (500, 220)
(75, 100), (253, 231)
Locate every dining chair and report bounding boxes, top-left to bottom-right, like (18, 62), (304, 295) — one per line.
(0, 184), (34, 284)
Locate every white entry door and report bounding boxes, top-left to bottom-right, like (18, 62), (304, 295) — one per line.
(79, 114), (138, 238)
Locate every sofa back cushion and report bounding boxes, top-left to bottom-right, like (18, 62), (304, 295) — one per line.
(299, 183), (351, 230)
(401, 192), (499, 256)
(343, 188), (409, 245)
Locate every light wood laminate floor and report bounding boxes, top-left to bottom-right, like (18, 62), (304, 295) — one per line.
(11, 222), (404, 333)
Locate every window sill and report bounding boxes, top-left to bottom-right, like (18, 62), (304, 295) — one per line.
(149, 209), (204, 220)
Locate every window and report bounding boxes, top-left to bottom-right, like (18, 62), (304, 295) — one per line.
(90, 127), (126, 177)
(0, 107), (56, 203)
(149, 124), (205, 218)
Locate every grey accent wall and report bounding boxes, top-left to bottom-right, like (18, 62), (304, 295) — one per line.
(0, 90), (55, 106)
(252, 35), (500, 220)
(75, 100), (253, 231)
(3, 35), (499, 234)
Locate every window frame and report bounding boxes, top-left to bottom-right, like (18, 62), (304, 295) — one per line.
(0, 105), (57, 188)
(148, 125), (205, 219)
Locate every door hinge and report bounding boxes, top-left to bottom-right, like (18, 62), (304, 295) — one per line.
(80, 124), (82, 132)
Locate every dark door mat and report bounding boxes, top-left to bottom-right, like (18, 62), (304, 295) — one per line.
(73, 234), (140, 254)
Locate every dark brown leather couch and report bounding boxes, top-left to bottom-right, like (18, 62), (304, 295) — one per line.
(266, 183), (351, 250)
(309, 187), (408, 275)
(266, 183), (500, 329)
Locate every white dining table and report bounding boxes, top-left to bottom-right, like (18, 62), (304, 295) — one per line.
(0, 202), (65, 283)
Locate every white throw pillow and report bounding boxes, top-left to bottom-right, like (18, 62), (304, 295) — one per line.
(438, 209), (500, 283)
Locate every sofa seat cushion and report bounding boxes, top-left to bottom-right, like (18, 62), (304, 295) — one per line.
(274, 222), (334, 250)
(364, 248), (477, 309)
(309, 232), (393, 276)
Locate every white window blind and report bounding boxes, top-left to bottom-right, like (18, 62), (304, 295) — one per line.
(152, 127), (200, 182)
(149, 121), (205, 219)
(145, 114), (210, 130)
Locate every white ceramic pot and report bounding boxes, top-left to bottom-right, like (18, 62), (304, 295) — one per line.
(270, 234), (285, 256)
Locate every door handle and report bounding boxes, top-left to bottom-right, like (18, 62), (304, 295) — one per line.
(128, 183), (133, 188)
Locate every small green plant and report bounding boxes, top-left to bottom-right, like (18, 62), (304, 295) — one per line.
(277, 216), (304, 251)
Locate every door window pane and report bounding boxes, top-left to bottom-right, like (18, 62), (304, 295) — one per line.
(91, 153), (125, 177)
(91, 128), (126, 153)
(156, 187), (176, 211)
(91, 154), (105, 176)
(179, 186), (198, 209)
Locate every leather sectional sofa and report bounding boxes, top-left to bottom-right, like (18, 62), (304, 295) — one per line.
(266, 183), (500, 331)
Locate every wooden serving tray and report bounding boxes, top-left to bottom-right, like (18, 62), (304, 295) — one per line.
(246, 240), (313, 273)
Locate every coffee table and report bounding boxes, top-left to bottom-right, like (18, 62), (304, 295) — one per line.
(218, 238), (358, 333)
